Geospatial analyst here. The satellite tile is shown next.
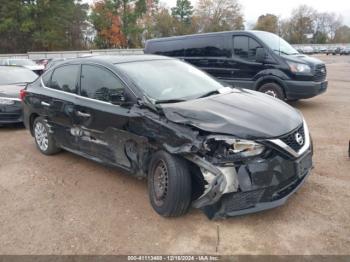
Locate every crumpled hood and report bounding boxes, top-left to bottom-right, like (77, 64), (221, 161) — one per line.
(161, 89), (303, 139)
(0, 85), (22, 99)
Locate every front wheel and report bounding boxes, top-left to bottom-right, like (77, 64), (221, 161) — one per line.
(258, 82), (285, 100)
(148, 151), (192, 217)
(33, 117), (61, 155)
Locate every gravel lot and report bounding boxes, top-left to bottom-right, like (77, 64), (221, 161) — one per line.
(0, 55), (349, 255)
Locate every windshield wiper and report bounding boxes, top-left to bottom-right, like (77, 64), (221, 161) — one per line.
(155, 99), (187, 104)
(197, 90), (221, 99)
(272, 49), (293, 56)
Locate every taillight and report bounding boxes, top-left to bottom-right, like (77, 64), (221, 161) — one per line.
(20, 89), (27, 101)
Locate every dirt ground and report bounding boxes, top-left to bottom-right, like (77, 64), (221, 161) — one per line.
(0, 55), (349, 255)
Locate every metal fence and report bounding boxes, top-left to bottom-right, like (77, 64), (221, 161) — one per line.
(0, 48), (144, 60)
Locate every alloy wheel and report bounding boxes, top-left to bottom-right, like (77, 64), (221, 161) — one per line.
(34, 122), (49, 151)
(264, 89), (278, 98)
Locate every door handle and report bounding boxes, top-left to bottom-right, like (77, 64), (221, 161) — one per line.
(76, 111), (91, 118)
(41, 101), (50, 107)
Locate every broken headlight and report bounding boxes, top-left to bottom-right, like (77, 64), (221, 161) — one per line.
(204, 136), (265, 160)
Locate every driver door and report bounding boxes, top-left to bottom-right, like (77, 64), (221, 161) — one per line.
(74, 64), (132, 168)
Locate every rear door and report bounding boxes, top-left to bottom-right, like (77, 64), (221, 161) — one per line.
(231, 35), (265, 88)
(43, 64), (81, 150)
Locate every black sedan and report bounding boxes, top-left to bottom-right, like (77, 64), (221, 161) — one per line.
(0, 66), (38, 124)
(22, 55), (313, 219)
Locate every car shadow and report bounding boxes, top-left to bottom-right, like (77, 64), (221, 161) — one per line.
(287, 100), (324, 111)
(0, 122), (25, 130)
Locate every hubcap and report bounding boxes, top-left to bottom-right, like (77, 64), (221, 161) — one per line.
(153, 160), (168, 206)
(34, 122), (49, 151)
(264, 89), (277, 98)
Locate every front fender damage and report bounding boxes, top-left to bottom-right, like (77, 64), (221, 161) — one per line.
(184, 154), (239, 208)
(129, 106), (241, 215)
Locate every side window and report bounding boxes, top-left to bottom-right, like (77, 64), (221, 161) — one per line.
(233, 36), (262, 61)
(248, 38), (261, 61)
(149, 40), (184, 57)
(233, 36), (249, 60)
(42, 71), (52, 86)
(50, 65), (79, 93)
(80, 65), (124, 103)
(185, 36), (228, 57)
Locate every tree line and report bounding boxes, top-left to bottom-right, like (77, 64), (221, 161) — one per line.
(0, 0), (349, 53)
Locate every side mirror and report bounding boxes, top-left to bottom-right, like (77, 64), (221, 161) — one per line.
(110, 91), (126, 105)
(256, 47), (267, 63)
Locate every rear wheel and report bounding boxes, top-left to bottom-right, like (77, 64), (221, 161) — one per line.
(258, 82), (285, 100)
(148, 151), (192, 217)
(33, 117), (60, 155)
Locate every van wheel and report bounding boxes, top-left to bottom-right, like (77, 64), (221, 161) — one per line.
(148, 151), (192, 217)
(33, 117), (60, 155)
(259, 83), (285, 100)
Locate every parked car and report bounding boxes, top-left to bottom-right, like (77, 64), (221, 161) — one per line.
(0, 66), (38, 124)
(319, 46), (327, 54)
(326, 47), (341, 55)
(35, 58), (53, 70)
(340, 47), (350, 55)
(301, 46), (314, 54)
(44, 58), (73, 71)
(0, 58), (45, 75)
(22, 55), (313, 219)
(144, 31), (327, 101)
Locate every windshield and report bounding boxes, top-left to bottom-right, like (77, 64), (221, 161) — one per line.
(116, 59), (224, 102)
(253, 31), (299, 56)
(8, 59), (37, 66)
(0, 67), (38, 85)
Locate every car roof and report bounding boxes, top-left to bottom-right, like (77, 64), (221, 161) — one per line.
(62, 55), (172, 65)
(145, 30), (267, 43)
(0, 65), (32, 71)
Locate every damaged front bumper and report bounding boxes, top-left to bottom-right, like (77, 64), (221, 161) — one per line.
(187, 148), (313, 219)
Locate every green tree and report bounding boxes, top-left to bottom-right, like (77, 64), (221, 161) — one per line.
(90, 0), (148, 48)
(0, 0), (88, 53)
(334, 25), (350, 43)
(254, 14), (279, 33)
(171, 0), (193, 24)
(195, 0), (244, 33)
(288, 5), (316, 44)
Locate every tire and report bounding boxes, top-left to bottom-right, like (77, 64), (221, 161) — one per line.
(33, 117), (60, 155)
(258, 82), (285, 100)
(148, 151), (192, 217)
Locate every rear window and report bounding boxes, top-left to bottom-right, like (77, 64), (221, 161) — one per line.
(49, 65), (79, 93)
(0, 67), (38, 85)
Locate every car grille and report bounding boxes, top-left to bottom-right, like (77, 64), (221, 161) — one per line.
(280, 124), (305, 152)
(222, 189), (265, 212)
(314, 64), (327, 82)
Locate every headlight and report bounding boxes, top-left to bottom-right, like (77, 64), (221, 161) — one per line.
(286, 61), (311, 73)
(204, 136), (265, 159)
(0, 98), (15, 105)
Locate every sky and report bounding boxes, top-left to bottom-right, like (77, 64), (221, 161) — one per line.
(85, 0), (350, 27)
(160, 0), (350, 27)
